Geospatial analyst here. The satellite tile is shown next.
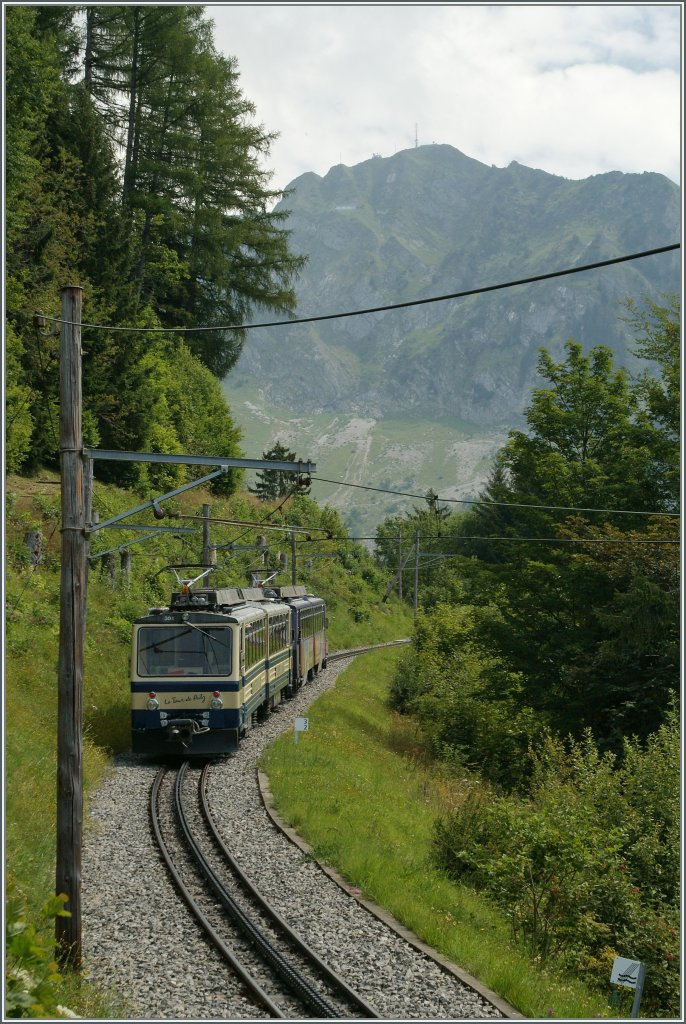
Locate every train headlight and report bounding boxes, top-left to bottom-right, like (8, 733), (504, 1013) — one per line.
(147, 692), (159, 711)
(210, 691), (223, 710)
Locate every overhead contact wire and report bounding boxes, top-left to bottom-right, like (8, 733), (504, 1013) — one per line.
(310, 476), (679, 518)
(27, 243), (680, 333)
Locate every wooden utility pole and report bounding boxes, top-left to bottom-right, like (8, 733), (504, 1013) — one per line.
(291, 529), (297, 585)
(120, 549), (132, 581)
(202, 503), (211, 565)
(56, 285), (88, 969)
(397, 531), (403, 600)
(413, 530), (420, 613)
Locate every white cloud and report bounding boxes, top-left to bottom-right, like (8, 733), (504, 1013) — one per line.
(208, 3), (682, 188)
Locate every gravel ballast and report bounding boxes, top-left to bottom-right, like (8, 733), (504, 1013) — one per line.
(82, 658), (518, 1020)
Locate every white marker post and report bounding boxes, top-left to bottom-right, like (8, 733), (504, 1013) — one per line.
(610, 957), (646, 1018)
(294, 717), (309, 744)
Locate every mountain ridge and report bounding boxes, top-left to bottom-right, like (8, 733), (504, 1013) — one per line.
(224, 144), (680, 532)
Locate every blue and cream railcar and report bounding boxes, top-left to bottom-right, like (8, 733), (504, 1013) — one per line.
(271, 585), (328, 689)
(131, 587), (292, 755)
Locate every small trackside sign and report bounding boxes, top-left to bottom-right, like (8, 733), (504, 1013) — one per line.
(294, 717), (309, 743)
(611, 957), (641, 988)
(611, 957), (646, 1018)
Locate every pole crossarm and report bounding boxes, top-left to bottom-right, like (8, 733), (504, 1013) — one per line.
(84, 448), (317, 474)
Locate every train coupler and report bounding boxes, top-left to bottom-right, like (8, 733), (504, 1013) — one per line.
(165, 718), (210, 747)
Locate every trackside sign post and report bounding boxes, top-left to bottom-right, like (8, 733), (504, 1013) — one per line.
(294, 717), (309, 743)
(611, 957), (646, 1018)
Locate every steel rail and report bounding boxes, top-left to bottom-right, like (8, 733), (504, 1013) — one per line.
(175, 763), (344, 1019)
(199, 763), (381, 1019)
(327, 638), (412, 663)
(149, 766), (286, 1019)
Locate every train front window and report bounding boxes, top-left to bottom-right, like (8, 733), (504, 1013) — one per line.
(137, 625), (231, 677)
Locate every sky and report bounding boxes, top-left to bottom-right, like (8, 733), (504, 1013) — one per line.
(208, 2), (682, 191)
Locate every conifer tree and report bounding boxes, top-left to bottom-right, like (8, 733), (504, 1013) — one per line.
(249, 442), (310, 501)
(80, 4), (306, 376)
(5, 5), (304, 491)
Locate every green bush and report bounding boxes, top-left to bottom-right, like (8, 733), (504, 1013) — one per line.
(5, 890), (77, 1019)
(388, 648), (427, 712)
(389, 605), (543, 790)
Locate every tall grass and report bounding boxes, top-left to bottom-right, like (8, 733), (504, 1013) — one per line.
(260, 649), (613, 1019)
(5, 536), (132, 1015)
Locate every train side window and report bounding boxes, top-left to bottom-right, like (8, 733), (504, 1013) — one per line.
(269, 613), (288, 654)
(246, 618), (266, 669)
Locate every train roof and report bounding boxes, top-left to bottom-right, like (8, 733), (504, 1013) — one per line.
(132, 587), (290, 619)
(271, 585), (308, 598)
(135, 585), (322, 623)
(168, 586), (290, 609)
(266, 585), (324, 604)
(134, 603), (269, 627)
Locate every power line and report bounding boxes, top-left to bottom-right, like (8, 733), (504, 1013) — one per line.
(167, 512), (331, 535)
(306, 534), (678, 547)
(311, 476), (679, 518)
(413, 536), (679, 547)
(29, 243), (679, 334)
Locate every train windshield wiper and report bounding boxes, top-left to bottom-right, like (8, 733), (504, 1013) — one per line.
(139, 628), (192, 654)
(186, 620), (227, 646)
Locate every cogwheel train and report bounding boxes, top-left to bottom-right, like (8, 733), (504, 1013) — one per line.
(131, 568), (327, 756)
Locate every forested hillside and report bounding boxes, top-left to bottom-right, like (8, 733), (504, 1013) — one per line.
(378, 297), (679, 755)
(374, 297), (680, 1014)
(6, 4), (303, 488)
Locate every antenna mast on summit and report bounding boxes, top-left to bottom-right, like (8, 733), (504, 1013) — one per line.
(414, 123), (418, 148)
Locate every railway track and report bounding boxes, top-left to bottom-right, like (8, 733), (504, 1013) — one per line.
(327, 638), (411, 663)
(150, 760), (381, 1020)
